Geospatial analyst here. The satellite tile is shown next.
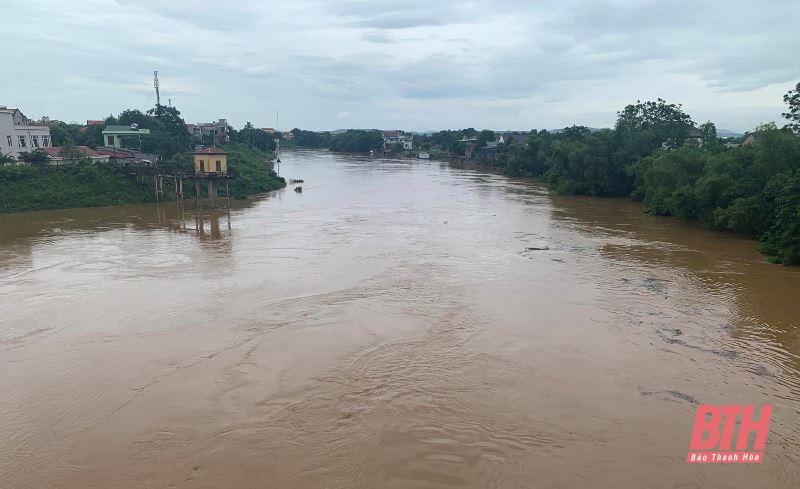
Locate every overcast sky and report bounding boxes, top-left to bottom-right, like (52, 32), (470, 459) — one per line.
(3, 0), (798, 132)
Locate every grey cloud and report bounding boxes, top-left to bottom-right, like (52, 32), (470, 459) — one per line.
(3, 0), (797, 132)
(328, 0), (476, 29)
(362, 31), (394, 44)
(350, 15), (455, 30)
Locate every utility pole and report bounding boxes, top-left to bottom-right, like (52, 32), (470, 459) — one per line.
(154, 71), (161, 107)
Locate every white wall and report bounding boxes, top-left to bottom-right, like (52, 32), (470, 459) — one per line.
(0, 111), (52, 160)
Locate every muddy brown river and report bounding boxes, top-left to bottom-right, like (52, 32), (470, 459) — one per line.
(1, 150), (799, 488)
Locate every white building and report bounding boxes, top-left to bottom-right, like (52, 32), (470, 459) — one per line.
(382, 130), (413, 151)
(0, 106), (52, 161)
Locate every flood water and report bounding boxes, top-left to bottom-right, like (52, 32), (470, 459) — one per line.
(1, 150), (799, 488)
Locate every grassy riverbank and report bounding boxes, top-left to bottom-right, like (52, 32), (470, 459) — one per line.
(0, 164), (154, 213)
(223, 144), (286, 198)
(0, 144), (285, 214)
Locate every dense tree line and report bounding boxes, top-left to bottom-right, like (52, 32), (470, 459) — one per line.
(290, 128), (332, 148)
(491, 89), (800, 265)
(48, 105), (193, 159)
(290, 129), (384, 153)
(328, 130), (383, 153)
(229, 122), (277, 152)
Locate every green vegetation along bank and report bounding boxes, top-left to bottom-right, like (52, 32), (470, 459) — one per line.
(2, 102), (285, 214)
(0, 144), (284, 214)
(489, 86), (800, 265)
(0, 164), (153, 213)
(217, 143), (285, 199)
(288, 82), (800, 265)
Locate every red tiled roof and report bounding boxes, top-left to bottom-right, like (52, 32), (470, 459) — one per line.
(42, 146), (105, 158)
(382, 130), (400, 137)
(86, 120), (105, 126)
(193, 147), (227, 155)
(94, 148), (135, 158)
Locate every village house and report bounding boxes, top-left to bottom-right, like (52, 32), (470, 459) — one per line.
(193, 147), (228, 175)
(742, 133), (757, 146)
(382, 130), (413, 151)
(102, 125), (151, 149)
(41, 146), (110, 166)
(93, 147), (161, 167)
(688, 127), (704, 145)
(0, 106), (52, 160)
(186, 119), (230, 144)
(498, 133), (529, 146)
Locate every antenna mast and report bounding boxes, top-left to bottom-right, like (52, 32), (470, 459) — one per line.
(154, 71), (161, 107)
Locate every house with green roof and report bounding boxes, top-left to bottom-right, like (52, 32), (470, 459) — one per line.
(102, 124), (151, 149)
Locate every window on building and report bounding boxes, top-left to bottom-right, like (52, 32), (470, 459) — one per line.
(6, 135), (11, 147)
(107, 135), (115, 146)
(216, 161), (222, 172)
(199, 160), (205, 171)
(32, 136), (39, 148)
(42, 136), (49, 147)
(18, 135), (26, 148)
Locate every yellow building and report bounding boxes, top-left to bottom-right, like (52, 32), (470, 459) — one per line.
(192, 148), (227, 175)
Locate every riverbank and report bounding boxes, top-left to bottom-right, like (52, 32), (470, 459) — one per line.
(0, 164), (153, 213)
(0, 144), (285, 214)
(223, 144), (286, 199)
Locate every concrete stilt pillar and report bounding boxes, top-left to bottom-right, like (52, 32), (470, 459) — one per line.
(208, 180), (215, 208)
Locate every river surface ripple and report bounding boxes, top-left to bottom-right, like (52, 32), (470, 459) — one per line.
(1, 150), (799, 488)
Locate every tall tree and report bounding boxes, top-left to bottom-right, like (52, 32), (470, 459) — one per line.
(699, 121), (721, 149)
(783, 82), (800, 133)
(235, 122), (276, 152)
(615, 98), (694, 149)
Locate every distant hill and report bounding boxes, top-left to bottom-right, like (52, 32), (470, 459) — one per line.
(717, 129), (744, 138)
